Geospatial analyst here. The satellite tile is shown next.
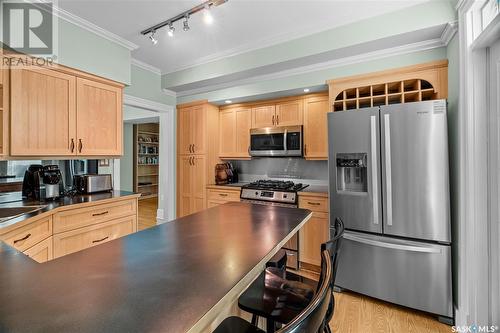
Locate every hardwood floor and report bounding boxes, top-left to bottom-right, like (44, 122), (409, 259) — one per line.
(330, 291), (452, 333)
(138, 197), (158, 231)
(292, 268), (451, 333)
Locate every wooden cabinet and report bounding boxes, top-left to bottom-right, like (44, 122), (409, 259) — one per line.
(177, 101), (219, 218)
(206, 186), (241, 207)
(251, 100), (303, 128)
(76, 78), (122, 156)
(0, 215), (52, 252)
(298, 193), (329, 268)
(53, 215), (136, 259)
(275, 100), (303, 126)
(10, 67), (76, 156)
(303, 95), (329, 160)
(219, 106), (252, 159)
(252, 105), (276, 128)
(6, 56), (124, 158)
(24, 236), (53, 263)
(53, 198), (137, 233)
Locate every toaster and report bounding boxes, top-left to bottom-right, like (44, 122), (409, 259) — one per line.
(73, 174), (112, 194)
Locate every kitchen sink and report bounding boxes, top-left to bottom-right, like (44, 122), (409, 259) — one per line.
(0, 206), (46, 222)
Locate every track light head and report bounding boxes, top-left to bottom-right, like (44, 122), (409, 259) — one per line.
(149, 30), (158, 45)
(183, 15), (190, 31)
(168, 23), (175, 37)
(203, 4), (213, 25)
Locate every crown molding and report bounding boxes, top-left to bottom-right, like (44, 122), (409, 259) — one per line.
(175, 37), (447, 98)
(441, 21), (458, 45)
(40, 1), (138, 51)
(124, 94), (173, 113)
(131, 58), (162, 75)
(162, 89), (177, 98)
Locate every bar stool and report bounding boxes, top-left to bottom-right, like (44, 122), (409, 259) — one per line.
(237, 218), (345, 332)
(213, 249), (333, 333)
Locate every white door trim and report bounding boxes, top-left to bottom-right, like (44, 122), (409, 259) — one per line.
(121, 94), (176, 223)
(457, 0), (500, 326)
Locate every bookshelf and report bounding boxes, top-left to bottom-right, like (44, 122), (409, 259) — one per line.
(133, 123), (159, 200)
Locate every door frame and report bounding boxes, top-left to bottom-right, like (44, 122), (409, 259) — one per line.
(456, 0), (500, 326)
(121, 94), (176, 223)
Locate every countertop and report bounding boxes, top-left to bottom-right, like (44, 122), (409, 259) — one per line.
(0, 191), (140, 232)
(0, 202), (312, 333)
(0, 177), (23, 184)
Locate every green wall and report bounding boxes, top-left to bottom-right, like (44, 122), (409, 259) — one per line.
(125, 65), (176, 105)
(57, 19), (132, 84)
(177, 47), (448, 104)
(163, 1), (456, 89)
(446, 33), (460, 306)
(120, 123), (134, 192)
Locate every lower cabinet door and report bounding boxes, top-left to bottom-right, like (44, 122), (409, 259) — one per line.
(53, 215), (136, 258)
(299, 212), (329, 266)
(23, 236), (53, 263)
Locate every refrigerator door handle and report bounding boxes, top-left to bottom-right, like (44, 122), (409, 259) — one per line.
(384, 114), (393, 226)
(370, 115), (379, 225)
(343, 233), (442, 254)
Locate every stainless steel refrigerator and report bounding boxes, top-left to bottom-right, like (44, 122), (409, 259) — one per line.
(328, 100), (452, 321)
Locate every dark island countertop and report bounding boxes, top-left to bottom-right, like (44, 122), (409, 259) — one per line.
(0, 191), (140, 232)
(0, 202), (312, 333)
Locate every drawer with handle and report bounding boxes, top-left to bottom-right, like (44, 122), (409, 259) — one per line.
(298, 196), (329, 213)
(23, 236), (53, 263)
(53, 198), (137, 233)
(207, 189), (240, 202)
(53, 215), (136, 258)
(0, 215), (52, 252)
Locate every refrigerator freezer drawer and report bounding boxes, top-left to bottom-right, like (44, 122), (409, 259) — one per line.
(336, 231), (452, 317)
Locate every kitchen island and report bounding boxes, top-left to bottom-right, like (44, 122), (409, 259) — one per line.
(0, 202), (312, 333)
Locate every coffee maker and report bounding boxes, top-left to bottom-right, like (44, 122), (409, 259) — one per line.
(22, 164), (64, 200)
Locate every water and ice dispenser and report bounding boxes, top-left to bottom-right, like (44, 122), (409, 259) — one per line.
(336, 153), (368, 193)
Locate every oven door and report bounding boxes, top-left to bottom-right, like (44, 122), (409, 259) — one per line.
(250, 126), (302, 157)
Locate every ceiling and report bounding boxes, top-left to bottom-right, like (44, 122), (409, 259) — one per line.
(58, 0), (428, 74)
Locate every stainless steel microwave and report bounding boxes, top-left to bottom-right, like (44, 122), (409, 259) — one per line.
(249, 125), (302, 157)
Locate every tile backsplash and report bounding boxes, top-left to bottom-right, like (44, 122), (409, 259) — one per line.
(229, 158), (328, 184)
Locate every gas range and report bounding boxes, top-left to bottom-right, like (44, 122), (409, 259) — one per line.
(240, 180), (309, 206)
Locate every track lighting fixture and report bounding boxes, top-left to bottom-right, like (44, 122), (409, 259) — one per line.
(168, 23), (175, 37)
(203, 4), (214, 25)
(149, 30), (158, 45)
(140, 0), (228, 43)
(183, 15), (190, 31)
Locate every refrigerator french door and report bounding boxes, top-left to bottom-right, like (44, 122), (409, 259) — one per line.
(328, 100), (453, 320)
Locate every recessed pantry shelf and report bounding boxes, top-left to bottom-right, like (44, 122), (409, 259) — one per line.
(134, 123), (160, 198)
(332, 79), (439, 111)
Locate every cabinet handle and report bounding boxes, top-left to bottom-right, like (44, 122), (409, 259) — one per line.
(192, 156), (195, 165)
(92, 236), (109, 244)
(304, 144), (307, 156)
(190, 144), (194, 153)
(78, 139), (83, 153)
(276, 115), (279, 125)
(307, 201), (320, 206)
(272, 115), (275, 125)
(70, 139), (75, 153)
(219, 193), (228, 197)
(92, 211), (109, 217)
(192, 144), (195, 153)
(13, 233), (31, 244)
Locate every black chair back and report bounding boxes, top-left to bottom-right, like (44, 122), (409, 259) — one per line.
(319, 217), (345, 326)
(276, 250), (332, 333)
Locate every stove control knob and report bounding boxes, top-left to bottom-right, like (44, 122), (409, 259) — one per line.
(255, 191), (259, 196)
(283, 194), (288, 198)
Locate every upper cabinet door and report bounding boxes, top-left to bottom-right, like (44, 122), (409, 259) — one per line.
(235, 107), (252, 157)
(76, 78), (122, 156)
(178, 107), (193, 155)
(219, 109), (236, 158)
(275, 100), (303, 126)
(252, 105), (275, 128)
(303, 95), (329, 160)
(191, 105), (206, 154)
(10, 67), (76, 156)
